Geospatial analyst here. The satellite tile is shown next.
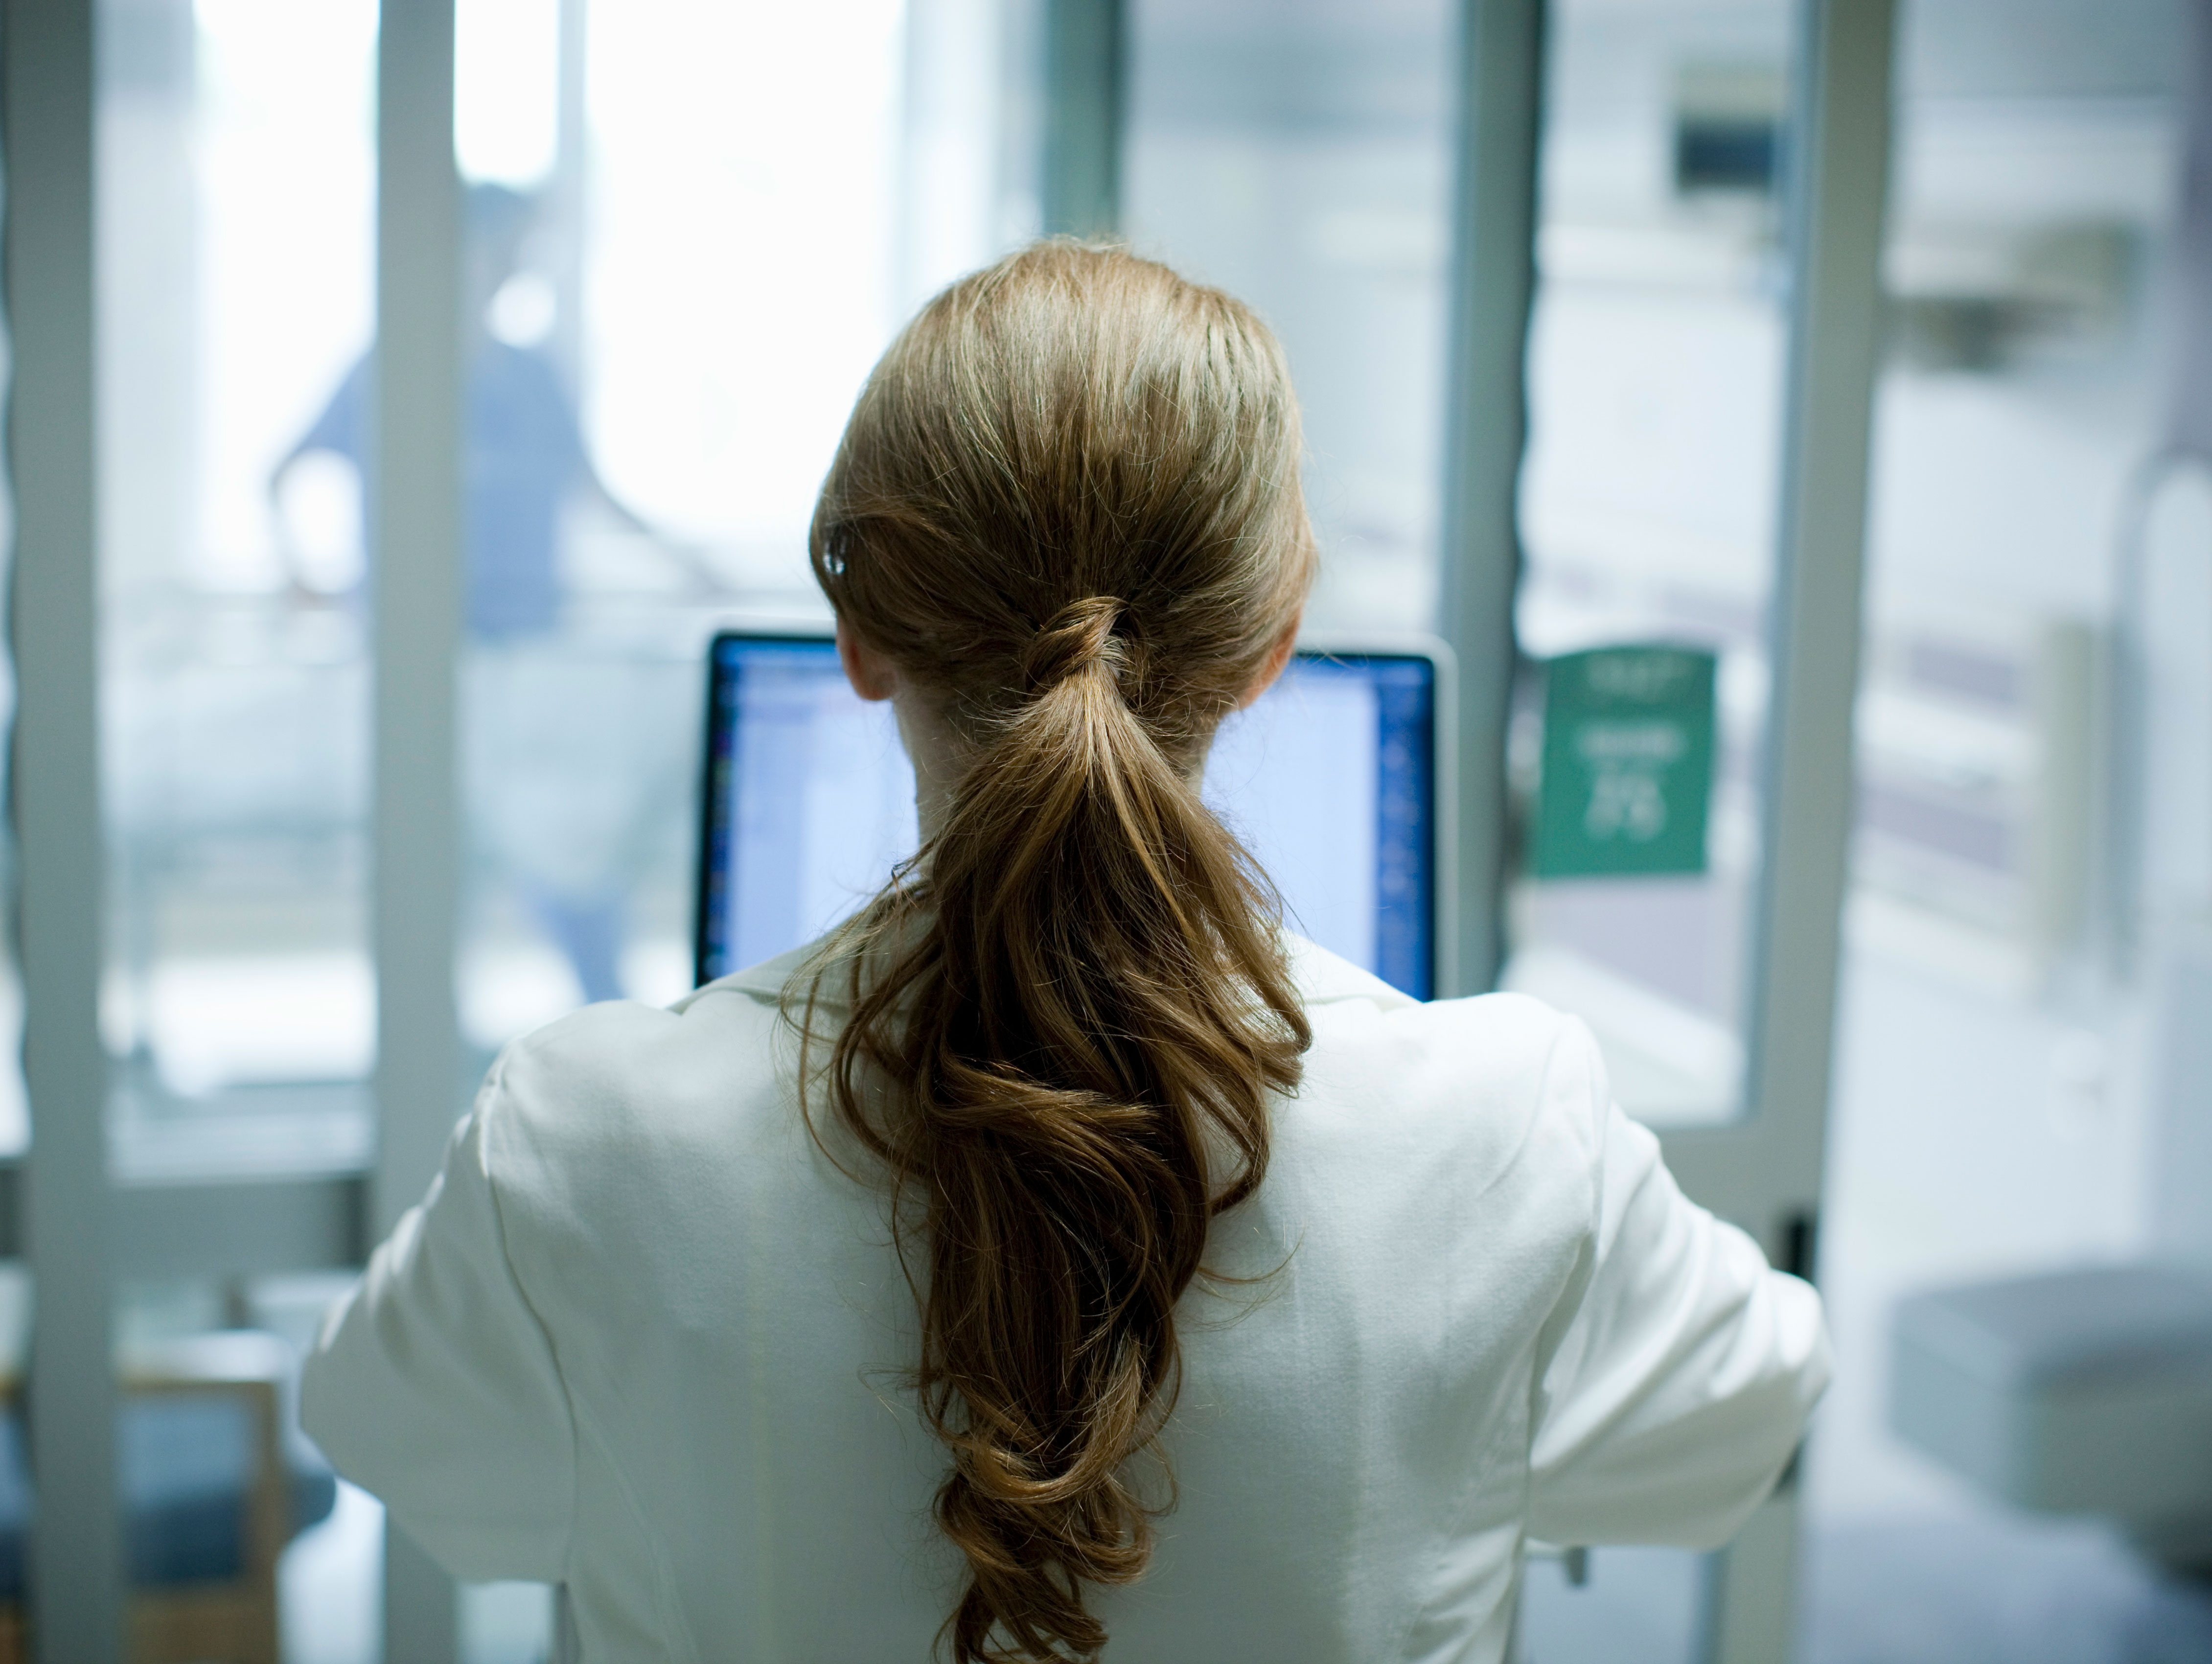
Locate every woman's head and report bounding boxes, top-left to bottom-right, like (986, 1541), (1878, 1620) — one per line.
(812, 239), (1315, 774)
(800, 241), (1315, 1664)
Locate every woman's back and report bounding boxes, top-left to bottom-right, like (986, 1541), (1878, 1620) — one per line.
(302, 242), (1824, 1660)
(304, 933), (1823, 1661)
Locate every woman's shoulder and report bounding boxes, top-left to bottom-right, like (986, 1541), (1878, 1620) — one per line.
(1287, 934), (1598, 1080)
(1285, 933), (1612, 1191)
(474, 958), (807, 1182)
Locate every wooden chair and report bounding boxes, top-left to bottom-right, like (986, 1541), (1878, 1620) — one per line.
(0, 1331), (333, 1664)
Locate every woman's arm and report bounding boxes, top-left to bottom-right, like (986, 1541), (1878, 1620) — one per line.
(301, 1069), (576, 1583)
(1526, 1027), (1831, 1549)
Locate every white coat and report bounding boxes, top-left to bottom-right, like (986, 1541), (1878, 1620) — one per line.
(302, 934), (1829, 1662)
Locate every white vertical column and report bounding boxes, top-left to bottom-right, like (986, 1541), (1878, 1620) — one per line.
(375, 0), (464, 1657)
(4, 0), (125, 1656)
(1437, 0), (1544, 997)
(1702, 2), (1896, 1661)
(1041, 0), (1122, 237)
(1743, 0), (1894, 1257)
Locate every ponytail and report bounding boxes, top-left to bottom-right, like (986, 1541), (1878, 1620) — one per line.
(800, 242), (1317, 1662)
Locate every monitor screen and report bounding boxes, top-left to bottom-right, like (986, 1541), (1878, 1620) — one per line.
(695, 634), (1438, 997)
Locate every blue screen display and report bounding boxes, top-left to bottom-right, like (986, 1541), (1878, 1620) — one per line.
(696, 635), (1437, 997)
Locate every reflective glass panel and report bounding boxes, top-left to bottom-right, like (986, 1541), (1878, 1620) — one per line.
(103, 0), (377, 1175)
(1803, 0), (2195, 1649)
(1123, 0), (1459, 635)
(1500, 0), (1800, 1128)
(446, 0), (1020, 1064)
(97, 0), (381, 1636)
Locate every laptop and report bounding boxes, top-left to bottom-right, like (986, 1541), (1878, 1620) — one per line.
(694, 627), (1453, 999)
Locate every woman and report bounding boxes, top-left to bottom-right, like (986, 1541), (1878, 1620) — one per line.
(304, 242), (1827, 1662)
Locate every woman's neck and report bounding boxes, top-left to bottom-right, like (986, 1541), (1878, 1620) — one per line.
(893, 692), (962, 846)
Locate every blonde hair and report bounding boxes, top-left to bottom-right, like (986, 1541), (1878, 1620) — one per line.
(802, 240), (1316, 1662)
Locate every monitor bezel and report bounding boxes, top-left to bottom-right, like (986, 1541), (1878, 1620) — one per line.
(693, 622), (1457, 996)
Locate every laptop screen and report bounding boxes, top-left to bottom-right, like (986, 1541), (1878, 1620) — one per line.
(695, 634), (1439, 997)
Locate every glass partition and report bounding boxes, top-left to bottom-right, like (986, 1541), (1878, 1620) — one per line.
(1499, 0), (1800, 1131)
(95, 0), (381, 1643)
(446, 0), (1021, 1065)
(1800, 0), (2192, 1646)
(1122, 0), (1459, 636)
(102, 0), (378, 1175)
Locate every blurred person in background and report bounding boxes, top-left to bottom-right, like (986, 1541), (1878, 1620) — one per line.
(273, 182), (714, 1006)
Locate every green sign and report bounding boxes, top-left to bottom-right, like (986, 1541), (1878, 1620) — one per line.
(1533, 645), (1717, 878)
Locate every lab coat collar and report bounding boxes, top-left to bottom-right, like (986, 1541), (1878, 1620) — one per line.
(681, 922), (1420, 1017)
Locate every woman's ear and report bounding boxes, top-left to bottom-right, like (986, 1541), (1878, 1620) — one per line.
(837, 618), (899, 702)
(1235, 611), (1303, 710)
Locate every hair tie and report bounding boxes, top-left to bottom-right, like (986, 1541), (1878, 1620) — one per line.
(1019, 597), (1127, 694)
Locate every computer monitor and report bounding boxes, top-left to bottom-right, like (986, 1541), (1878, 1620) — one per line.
(694, 629), (1451, 999)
